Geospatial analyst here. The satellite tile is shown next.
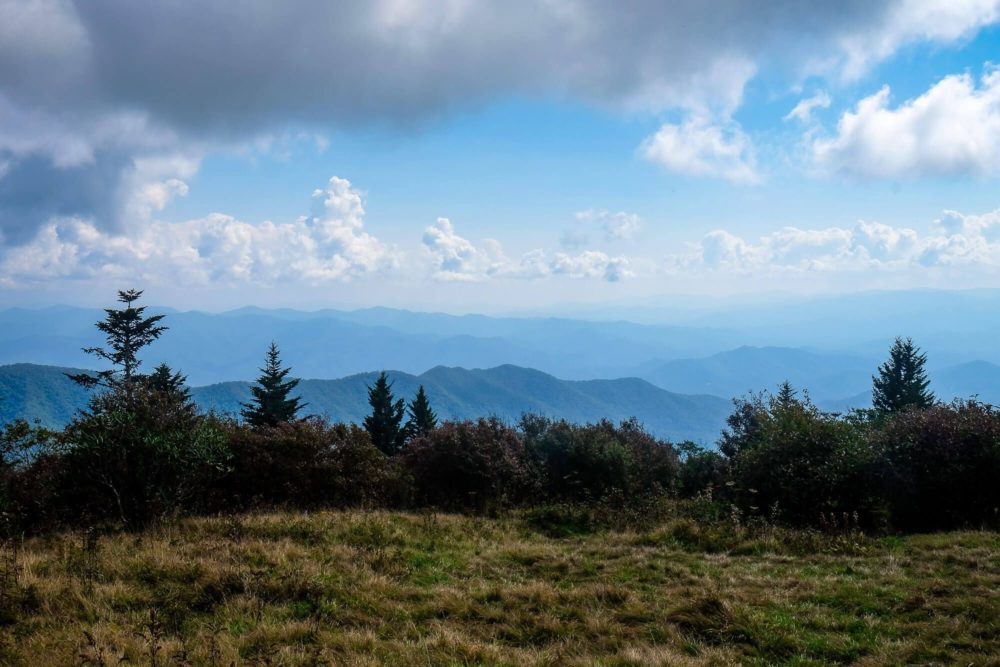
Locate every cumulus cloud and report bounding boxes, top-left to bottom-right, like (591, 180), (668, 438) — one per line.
(813, 66), (1000, 178)
(641, 117), (760, 184)
(784, 91), (832, 122)
(0, 176), (396, 286)
(421, 218), (509, 282)
(2, 1), (996, 242)
(422, 218), (631, 282)
(678, 209), (1000, 274)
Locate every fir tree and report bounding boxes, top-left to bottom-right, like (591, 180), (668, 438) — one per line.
(774, 380), (798, 409)
(145, 362), (192, 404)
(241, 342), (305, 427)
(364, 372), (406, 455)
(872, 337), (934, 413)
(68, 289), (167, 396)
(405, 385), (438, 439)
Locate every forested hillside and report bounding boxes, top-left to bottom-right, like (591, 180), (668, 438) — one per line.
(0, 362), (730, 443)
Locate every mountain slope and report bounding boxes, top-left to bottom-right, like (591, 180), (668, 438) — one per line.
(0, 363), (94, 427)
(639, 346), (876, 402)
(0, 363), (731, 444)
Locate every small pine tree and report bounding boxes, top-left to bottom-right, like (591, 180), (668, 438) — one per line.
(241, 342), (305, 428)
(145, 362), (192, 404)
(364, 372), (406, 455)
(405, 385), (438, 439)
(872, 337), (934, 413)
(68, 289), (167, 394)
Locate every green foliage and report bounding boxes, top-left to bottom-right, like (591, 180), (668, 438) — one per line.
(872, 336), (934, 413)
(364, 372), (406, 455)
(405, 385), (437, 439)
(676, 440), (729, 498)
(58, 383), (230, 527)
(67, 289), (167, 392)
(520, 415), (679, 501)
(144, 362), (191, 404)
(723, 389), (881, 527)
(240, 342), (305, 428)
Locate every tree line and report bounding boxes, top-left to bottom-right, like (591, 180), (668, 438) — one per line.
(1, 290), (998, 535)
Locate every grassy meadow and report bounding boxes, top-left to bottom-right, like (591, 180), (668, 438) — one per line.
(0, 510), (997, 666)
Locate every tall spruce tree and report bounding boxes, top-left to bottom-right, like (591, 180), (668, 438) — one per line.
(405, 385), (438, 439)
(872, 337), (934, 413)
(241, 342), (305, 427)
(364, 372), (406, 455)
(68, 289), (167, 395)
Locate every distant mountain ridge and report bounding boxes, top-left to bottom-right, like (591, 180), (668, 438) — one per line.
(0, 363), (732, 444)
(0, 305), (740, 386)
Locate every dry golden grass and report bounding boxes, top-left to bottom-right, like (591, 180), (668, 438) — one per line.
(0, 511), (997, 666)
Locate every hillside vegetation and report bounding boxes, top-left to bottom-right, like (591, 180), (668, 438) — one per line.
(2, 511), (997, 666)
(0, 363), (729, 442)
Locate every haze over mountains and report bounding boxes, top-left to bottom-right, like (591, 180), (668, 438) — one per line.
(3, 289), (1000, 438)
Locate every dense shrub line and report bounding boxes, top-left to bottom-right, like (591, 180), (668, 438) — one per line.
(2, 387), (999, 535)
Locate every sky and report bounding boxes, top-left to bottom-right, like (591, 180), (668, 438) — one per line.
(2, 0), (1000, 313)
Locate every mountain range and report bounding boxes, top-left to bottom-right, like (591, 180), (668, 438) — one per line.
(3, 290), (1000, 437)
(0, 363), (732, 444)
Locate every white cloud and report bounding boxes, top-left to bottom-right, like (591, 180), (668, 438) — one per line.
(0, 176), (396, 286)
(679, 208), (1000, 274)
(813, 67), (1000, 178)
(421, 218), (509, 282)
(784, 91), (831, 123)
(422, 218), (632, 282)
(573, 209), (642, 242)
(640, 117), (760, 184)
(551, 251), (633, 282)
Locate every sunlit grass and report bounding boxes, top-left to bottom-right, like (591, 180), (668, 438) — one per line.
(1, 511), (997, 665)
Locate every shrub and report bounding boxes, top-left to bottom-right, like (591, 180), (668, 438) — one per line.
(676, 441), (729, 499)
(875, 400), (1000, 531)
(222, 419), (395, 509)
(724, 393), (880, 527)
(55, 384), (229, 527)
(520, 415), (679, 501)
(401, 417), (539, 511)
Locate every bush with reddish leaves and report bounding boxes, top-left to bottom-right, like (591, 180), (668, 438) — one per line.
(400, 417), (540, 511)
(221, 418), (397, 510)
(875, 400), (1000, 531)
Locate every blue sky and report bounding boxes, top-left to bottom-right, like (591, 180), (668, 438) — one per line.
(2, 1), (1000, 312)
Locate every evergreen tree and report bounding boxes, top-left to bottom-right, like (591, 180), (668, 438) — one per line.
(405, 385), (438, 439)
(872, 337), (934, 413)
(145, 362), (192, 404)
(774, 380), (798, 409)
(364, 372), (406, 455)
(68, 289), (167, 394)
(241, 342), (305, 427)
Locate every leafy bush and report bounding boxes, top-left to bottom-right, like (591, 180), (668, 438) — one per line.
(875, 400), (1000, 531)
(676, 441), (729, 498)
(724, 392), (880, 527)
(55, 384), (229, 527)
(222, 418), (396, 509)
(520, 415), (679, 501)
(400, 417), (539, 511)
